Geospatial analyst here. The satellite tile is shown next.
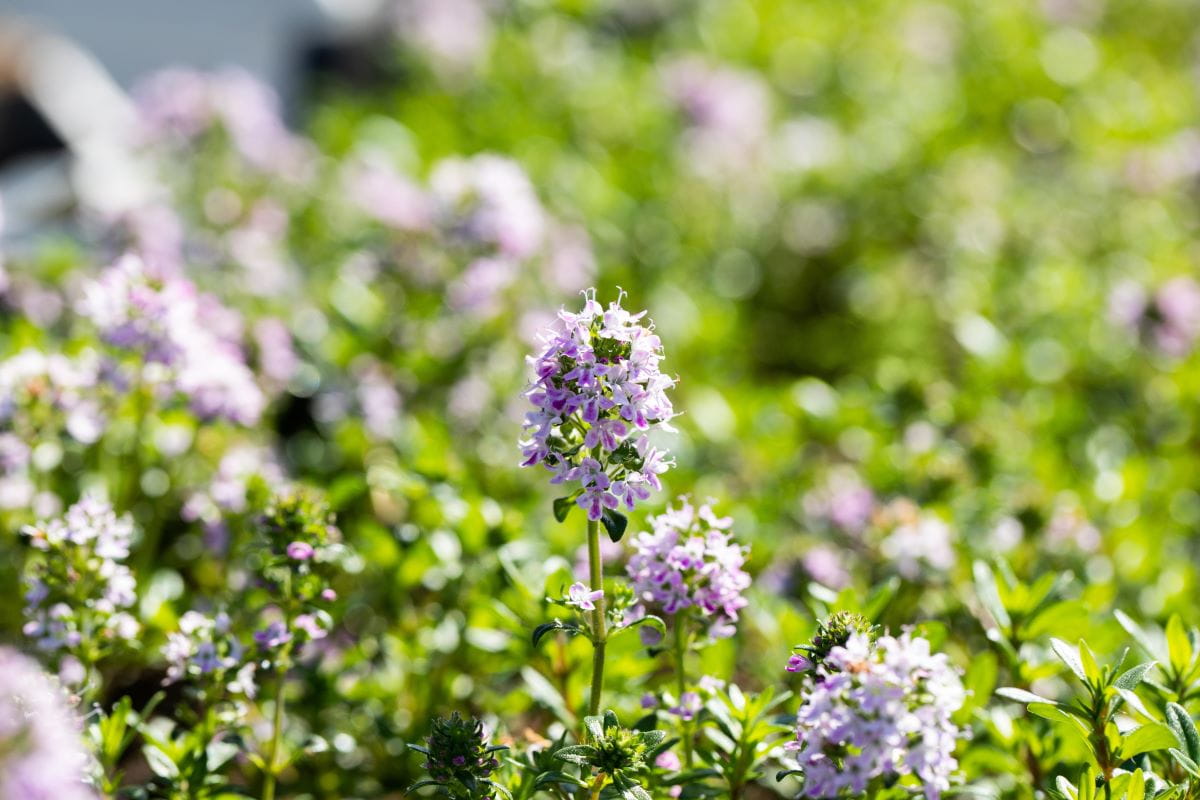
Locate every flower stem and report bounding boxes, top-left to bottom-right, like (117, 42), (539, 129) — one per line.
(674, 620), (693, 768)
(587, 517), (607, 719)
(263, 663), (287, 800)
(588, 773), (606, 800)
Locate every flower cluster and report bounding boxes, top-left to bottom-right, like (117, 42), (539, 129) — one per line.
(409, 713), (507, 800)
(1109, 276), (1200, 357)
(521, 290), (675, 521)
(430, 154), (546, 260)
(785, 611), (877, 674)
(802, 470), (876, 536)
(251, 490), (343, 651)
(78, 254), (265, 424)
(786, 631), (965, 799)
(876, 499), (956, 579)
(625, 498), (750, 639)
(392, 0), (494, 76)
(0, 347), (106, 511)
(0, 348), (105, 445)
(661, 56), (772, 182)
(0, 647), (96, 800)
(132, 67), (310, 175)
(181, 444), (285, 552)
(21, 496), (140, 666)
(162, 611), (255, 698)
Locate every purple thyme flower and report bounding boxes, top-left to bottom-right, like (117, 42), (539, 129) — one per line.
(162, 611), (244, 685)
(0, 647), (97, 799)
(520, 290), (676, 520)
(293, 614), (328, 641)
(564, 582), (604, 611)
(655, 751), (682, 771)
(1109, 276), (1200, 357)
(21, 497), (140, 661)
(344, 156), (434, 232)
(625, 497), (750, 640)
(877, 499), (956, 579)
(254, 621), (293, 650)
(430, 154), (545, 260)
(661, 56), (772, 183)
(786, 653), (812, 673)
(132, 67), (310, 176)
(392, 0), (494, 76)
(801, 545), (851, 590)
(0, 349), (105, 447)
(287, 541), (315, 561)
(78, 254), (265, 425)
(668, 691), (702, 722)
(787, 631), (965, 800)
(803, 470), (876, 536)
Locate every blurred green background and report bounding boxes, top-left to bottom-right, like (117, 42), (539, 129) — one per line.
(4, 0), (1200, 796)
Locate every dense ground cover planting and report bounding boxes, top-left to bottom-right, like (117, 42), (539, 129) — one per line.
(5, 0), (1200, 797)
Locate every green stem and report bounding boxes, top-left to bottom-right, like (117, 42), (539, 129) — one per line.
(262, 663), (287, 800)
(587, 518), (607, 719)
(588, 773), (606, 800)
(263, 574), (295, 800)
(673, 621), (693, 768)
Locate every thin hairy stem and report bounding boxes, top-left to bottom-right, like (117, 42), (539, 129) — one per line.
(587, 517), (607, 719)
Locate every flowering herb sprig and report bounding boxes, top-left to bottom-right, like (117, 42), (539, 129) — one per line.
(248, 488), (344, 800)
(20, 495), (140, 691)
(408, 713), (511, 800)
(520, 289), (675, 531)
(521, 289), (676, 721)
(162, 610), (257, 705)
(138, 610), (256, 800)
(552, 710), (668, 800)
(0, 647), (96, 800)
(625, 497), (750, 643)
(79, 253), (265, 426)
(780, 628), (965, 799)
(623, 497), (749, 767)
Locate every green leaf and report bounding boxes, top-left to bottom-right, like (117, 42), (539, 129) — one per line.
(1114, 610), (1159, 660)
(1125, 769), (1145, 800)
(1166, 702), (1200, 761)
(1024, 600), (1089, 640)
(1113, 661), (1156, 691)
(863, 577), (900, 621)
(534, 771), (588, 789)
(1118, 722), (1180, 760)
(144, 745), (180, 780)
(973, 561), (1011, 630)
(520, 666), (573, 725)
(1027, 703), (1091, 741)
(1050, 638), (1088, 684)
(995, 687), (1056, 705)
(206, 740), (240, 771)
(1115, 688), (1153, 722)
(1169, 748), (1200, 778)
(1078, 641), (1101, 685)
(532, 619), (582, 647)
(611, 613), (666, 644)
(554, 745), (598, 766)
(553, 497), (575, 523)
(601, 509), (628, 542)
(639, 730), (668, 748)
(583, 714), (605, 741)
(1167, 615), (1193, 675)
